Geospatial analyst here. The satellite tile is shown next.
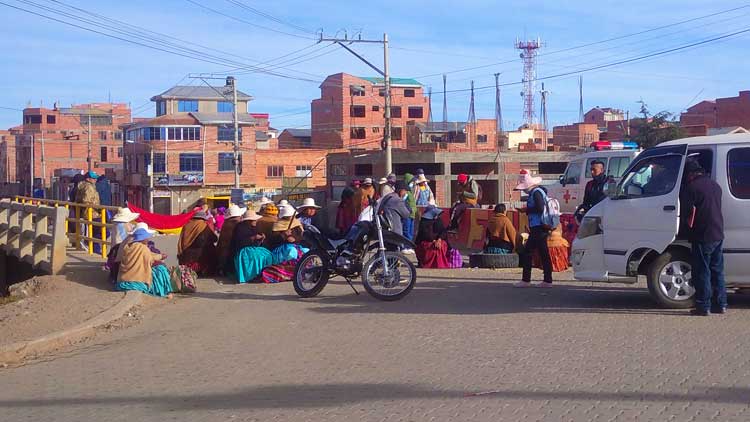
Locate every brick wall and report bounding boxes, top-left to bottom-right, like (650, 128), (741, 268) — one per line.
(552, 123), (598, 150)
(680, 91), (750, 129)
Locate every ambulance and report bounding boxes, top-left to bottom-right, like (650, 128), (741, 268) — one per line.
(546, 141), (641, 213)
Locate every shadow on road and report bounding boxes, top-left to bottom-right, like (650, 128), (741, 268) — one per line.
(0, 383), (748, 410)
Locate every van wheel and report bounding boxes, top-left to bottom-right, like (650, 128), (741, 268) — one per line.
(646, 249), (695, 309)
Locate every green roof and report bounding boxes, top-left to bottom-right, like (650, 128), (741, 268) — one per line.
(358, 77), (422, 87)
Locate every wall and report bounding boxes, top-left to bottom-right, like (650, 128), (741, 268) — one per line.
(680, 91), (750, 130)
(552, 123), (598, 150)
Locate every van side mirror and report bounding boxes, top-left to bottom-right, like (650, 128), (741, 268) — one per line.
(559, 175), (566, 187)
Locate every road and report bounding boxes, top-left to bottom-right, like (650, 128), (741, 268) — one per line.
(2, 263), (750, 421)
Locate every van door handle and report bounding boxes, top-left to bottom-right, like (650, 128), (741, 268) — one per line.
(663, 205), (676, 211)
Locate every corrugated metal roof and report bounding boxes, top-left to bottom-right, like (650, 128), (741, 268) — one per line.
(283, 128), (311, 138)
(190, 112), (258, 125)
(150, 85), (253, 101)
(359, 77), (422, 87)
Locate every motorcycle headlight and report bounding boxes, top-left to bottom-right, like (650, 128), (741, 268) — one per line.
(577, 216), (603, 239)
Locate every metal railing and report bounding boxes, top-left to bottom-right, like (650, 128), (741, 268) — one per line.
(14, 196), (120, 259)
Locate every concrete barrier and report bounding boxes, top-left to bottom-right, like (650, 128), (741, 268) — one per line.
(0, 200), (68, 274)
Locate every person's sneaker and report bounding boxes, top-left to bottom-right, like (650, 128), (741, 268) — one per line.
(513, 281), (532, 288)
(690, 309), (710, 316)
(534, 282), (553, 288)
(401, 248), (415, 255)
(711, 307), (727, 315)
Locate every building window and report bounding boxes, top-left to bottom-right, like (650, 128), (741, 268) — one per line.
(477, 134), (488, 143)
(330, 164), (346, 176)
(217, 101), (233, 112)
(114, 131), (122, 141)
(350, 85), (365, 96)
(372, 127), (380, 133)
(218, 125), (241, 141)
(145, 127), (164, 141)
(351, 105), (366, 118)
(82, 115), (113, 126)
(350, 127), (366, 139)
(177, 100), (198, 112)
(157, 101), (166, 116)
(372, 105), (380, 112)
(408, 107), (424, 119)
(168, 127), (181, 141)
(296, 165), (312, 178)
(391, 127), (402, 141)
(391, 106), (402, 118)
(100, 146), (108, 162)
(153, 153), (166, 173)
(24, 115), (42, 124)
(378, 89), (385, 97)
(218, 152), (236, 172)
(184, 127), (199, 140)
(99, 131), (108, 140)
(267, 165), (283, 178)
(46, 115), (56, 124)
(404, 89), (416, 97)
(179, 153), (203, 172)
(117, 147), (123, 158)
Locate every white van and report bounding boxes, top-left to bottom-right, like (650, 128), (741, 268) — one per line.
(571, 133), (750, 308)
(546, 141), (640, 213)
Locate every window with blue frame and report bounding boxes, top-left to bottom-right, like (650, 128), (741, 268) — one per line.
(179, 153), (203, 172)
(177, 100), (198, 112)
(217, 101), (233, 112)
(218, 152), (236, 172)
(156, 101), (166, 116)
(153, 153), (166, 173)
(218, 125), (241, 141)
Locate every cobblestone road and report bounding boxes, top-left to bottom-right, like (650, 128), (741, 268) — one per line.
(2, 268), (750, 421)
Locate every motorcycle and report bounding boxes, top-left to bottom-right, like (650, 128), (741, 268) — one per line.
(293, 197), (417, 301)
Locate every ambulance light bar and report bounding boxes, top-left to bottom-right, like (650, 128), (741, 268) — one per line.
(589, 141), (639, 151)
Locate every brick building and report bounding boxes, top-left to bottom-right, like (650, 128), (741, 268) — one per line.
(0, 128), (19, 184)
(551, 123), (598, 150)
(584, 107), (626, 130)
(311, 73), (430, 151)
(680, 90), (750, 130)
(15, 103), (131, 196)
(405, 119), (498, 152)
(278, 128), (311, 149)
(122, 85), (328, 213)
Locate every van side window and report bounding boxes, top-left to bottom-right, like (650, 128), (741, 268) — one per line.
(563, 161), (582, 185)
(608, 157), (632, 178)
(687, 149), (713, 176)
(618, 155), (682, 199)
(728, 147), (750, 199)
(585, 157), (607, 178)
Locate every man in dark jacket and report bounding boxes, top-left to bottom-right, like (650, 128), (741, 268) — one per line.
(680, 159), (726, 316)
(575, 160), (609, 221)
(96, 175), (112, 206)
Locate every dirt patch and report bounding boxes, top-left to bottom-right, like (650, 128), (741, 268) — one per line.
(0, 275), (124, 345)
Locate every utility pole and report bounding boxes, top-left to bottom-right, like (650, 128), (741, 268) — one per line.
(442, 74), (448, 123)
(227, 76), (240, 188)
(467, 80), (476, 145)
(540, 82), (549, 151)
(149, 143), (154, 213)
(578, 75), (584, 123)
(29, 134), (34, 195)
(495, 73), (506, 151)
(40, 130), (46, 189)
(87, 114), (92, 171)
(427, 87), (433, 124)
(319, 33), (393, 174)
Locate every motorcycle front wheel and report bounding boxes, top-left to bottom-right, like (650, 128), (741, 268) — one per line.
(361, 251), (416, 301)
(293, 250), (330, 298)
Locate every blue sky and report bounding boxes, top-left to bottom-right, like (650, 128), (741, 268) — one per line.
(1, 0), (749, 131)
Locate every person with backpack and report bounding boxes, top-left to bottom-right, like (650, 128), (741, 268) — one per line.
(449, 173), (481, 232)
(514, 169), (555, 288)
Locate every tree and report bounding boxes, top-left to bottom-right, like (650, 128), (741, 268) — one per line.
(631, 106), (684, 149)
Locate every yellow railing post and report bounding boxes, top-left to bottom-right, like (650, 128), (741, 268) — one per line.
(87, 207), (93, 255)
(75, 206), (81, 250)
(100, 209), (107, 258)
(64, 204), (69, 234)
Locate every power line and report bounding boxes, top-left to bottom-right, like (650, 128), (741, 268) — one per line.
(222, 0), (315, 35)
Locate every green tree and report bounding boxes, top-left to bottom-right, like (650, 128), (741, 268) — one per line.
(631, 107), (684, 149)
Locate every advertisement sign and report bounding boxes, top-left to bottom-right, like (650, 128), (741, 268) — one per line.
(154, 173), (203, 186)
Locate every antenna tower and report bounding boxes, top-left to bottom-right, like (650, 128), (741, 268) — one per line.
(467, 80), (476, 144)
(442, 74), (448, 123)
(515, 37), (542, 126)
(578, 75), (584, 122)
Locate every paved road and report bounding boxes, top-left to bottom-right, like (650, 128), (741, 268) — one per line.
(3, 266), (750, 421)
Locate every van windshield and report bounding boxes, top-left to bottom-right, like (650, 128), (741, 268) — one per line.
(562, 161), (582, 185)
(616, 154), (683, 199)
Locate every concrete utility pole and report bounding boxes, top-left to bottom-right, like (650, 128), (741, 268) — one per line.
(149, 143), (154, 213)
(29, 134), (34, 195)
(87, 114), (92, 171)
(227, 76), (241, 188)
(318, 33), (393, 174)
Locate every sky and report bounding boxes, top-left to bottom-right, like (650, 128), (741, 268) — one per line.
(1, 0), (749, 131)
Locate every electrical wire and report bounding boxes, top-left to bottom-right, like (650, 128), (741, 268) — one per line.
(222, 0), (315, 35)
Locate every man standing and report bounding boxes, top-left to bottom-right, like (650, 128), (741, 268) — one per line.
(75, 171), (101, 252)
(449, 173), (480, 232)
(378, 181), (411, 238)
(575, 160), (609, 221)
(680, 159), (726, 316)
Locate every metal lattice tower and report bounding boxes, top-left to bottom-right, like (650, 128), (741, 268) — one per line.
(467, 80), (476, 143)
(442, 74), (448, 123)
(578, 75), (584, 123)
(515, 37), (542, 126)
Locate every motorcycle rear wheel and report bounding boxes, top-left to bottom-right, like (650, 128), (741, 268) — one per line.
(293, 250), (330, 298)
(362, 251), (416, 301)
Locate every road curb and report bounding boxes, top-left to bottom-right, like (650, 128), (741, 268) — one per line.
(0, 290), (143, 365)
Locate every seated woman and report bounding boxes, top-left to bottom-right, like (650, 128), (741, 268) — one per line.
(532, 226), (570, 272)
(115, 228), (172, 297)
(256, 203), (278, 248)
(232, 209), (273, 283)
(485, 204), (517, 254)
(107, 208), (140, 282)
(215, 205), (245, 276)
(178, 211), (218, 276)
(268, 205), (306, 264)
(415, 205), (451, 269)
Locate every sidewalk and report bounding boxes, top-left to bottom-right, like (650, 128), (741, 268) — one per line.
(0, 250), (128, 349)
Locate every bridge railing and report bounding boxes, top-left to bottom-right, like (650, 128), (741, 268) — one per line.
(14, 196), (121, 259)
(0, 200), (68, 274)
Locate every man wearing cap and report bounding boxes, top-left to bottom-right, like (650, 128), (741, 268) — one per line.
(75, 170), (102, 251)
(680, 159), (726, 316)
(449, 173), (480, 231)
(354, 177), (376, 217)
(297, 198), (322, 228)
(216, 205), (245, 276)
